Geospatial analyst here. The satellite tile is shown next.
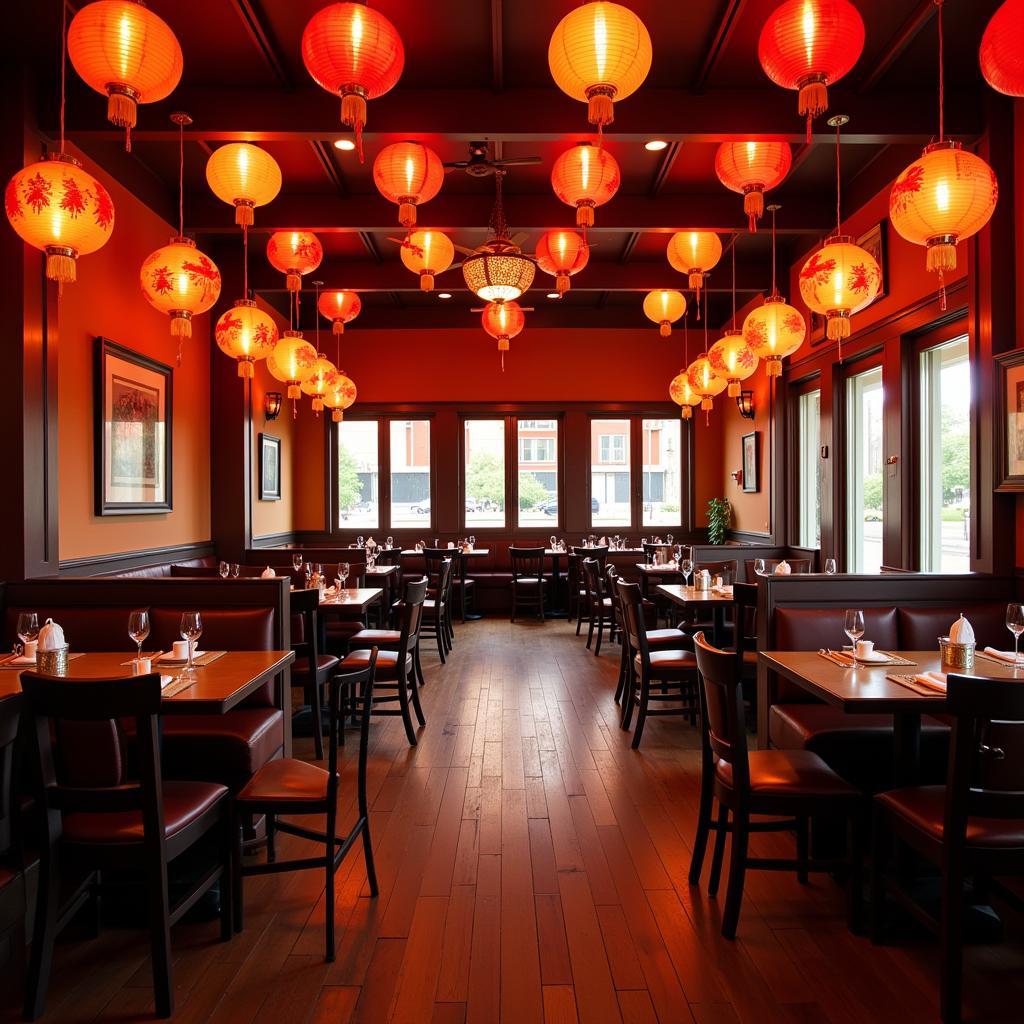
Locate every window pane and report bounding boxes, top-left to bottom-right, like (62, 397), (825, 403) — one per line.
(518, 419), (559, 527)
(846, 367), (884, 572)
(919, 336), (970, 572)
(464, 419), (506, 527)
(642, 418), (681, 526)
(337, 421), (379, 529)
(390, 419), (431, 529)
(797, 390), (821, 548)
(591, 419), (631, 527)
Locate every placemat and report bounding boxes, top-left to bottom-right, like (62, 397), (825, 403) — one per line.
(0, 652), (86, 671)
(887, 673), (945, 696)
(162, 675), (196, 698)
(975, 650), (1021, 667)
(156, 650), (227, 668)
(817, 650), (916, 668)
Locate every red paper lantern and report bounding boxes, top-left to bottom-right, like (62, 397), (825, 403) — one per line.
(266, 231), (323, 292)
(481, 300), (525, 370)
(140, 236), (220, 339)
(318, 289), (362, 334)
(758, 0), (864, 139)
(714, 140), (792, 231)
(535, 230), (589, 295)
(373, 142), (444, 228)
(551, 143), (620, 230)
(301, 2), (404, 159)
(980, 0), (1024, 96)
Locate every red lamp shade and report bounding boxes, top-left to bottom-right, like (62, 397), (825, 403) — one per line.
(714, 140), (792, 231)
(643, 289), (686, 336)
(266, 231), (323, 291)
(372, 142), (444, 227)
(742, 294), (806, 376)
(140, 236), (220, 339)
(666, 231), (722, 298)
(758, 0), (865, 139)
(68, 0), (183, 152)
(323, 372), (358, 422)
(481, 300), (525, 370)
(301, 2), (404, 159)
(267, 330), (318, 401)
(551, 143), (620, 229)
(205, 143), (281, 228)
(317, 289), (362, 334)
(215, 298), (279, 378)
(300, 356), (339, 414)
(535, 230), (589, 295)
(5, 153), (115, 285)
(980, 0), (1024, 96)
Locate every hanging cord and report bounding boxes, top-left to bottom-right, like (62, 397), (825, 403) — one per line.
(59, 0), (66, 154)
(770, 205), (778, 294)
(834, 118), (842, 234)
(936, 0), (944, 143)
(731, 235), (737, 330)
(177, 119), (184, 236)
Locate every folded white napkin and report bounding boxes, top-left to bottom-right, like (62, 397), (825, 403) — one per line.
(157, 650), (204, 664)
(160, 675), (174, 688)
(913, 671), (947, 693)
(982, 647), (1019, 664)
(774, 560), (792, 575)
(949, 614), (975, 644)
(261, 566), (276, 579)
(10, 655), (36, 666)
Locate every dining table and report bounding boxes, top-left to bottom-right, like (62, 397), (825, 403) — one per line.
(656, 582), (734, 645)
(402, 548), (489, 621)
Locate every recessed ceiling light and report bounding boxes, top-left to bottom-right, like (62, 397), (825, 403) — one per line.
(438, 292), (452, 299)
(645, 139), (669, 152)
(334, 139), (356, 151)
(547, 292), (560, 299)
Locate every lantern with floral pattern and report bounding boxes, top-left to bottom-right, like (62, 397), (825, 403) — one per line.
(798, 236), (879, 343)
(551, 143), (620, 230)
(266, 330), (318, 402)
(214, 298), (279, 378)
(687, 355), (727, 412)
(669, 370), (701, 420)
(140, 236), (220, 339)
(266, 231), (323, 293)
(323, 371), (358, 422)
(709, 329), (759, 396)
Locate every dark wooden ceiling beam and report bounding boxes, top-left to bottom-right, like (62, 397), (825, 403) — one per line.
(491, 0), (504, 93)
(309, 140), (347, 197)
(858, 0), (937, 94)
(649, 141), (681, 197)
(692, 0), (748, 93)
(228, 0), (291, 89)
(619, 233), (640, 264)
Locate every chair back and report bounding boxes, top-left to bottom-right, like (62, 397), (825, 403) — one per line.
(290, 588), (323, 679)
(582, 557), (604, 606)
(615, 579), (649, 667)
(327, 651), (377, 817)
(605, 565), (623, 624)
(696, 559), (738, 579)
(0, 694), (22, 856)
(20, 672), (164, 845)
(693, 631), (749, 786)
(743, 558), (812, 579)
(573, 546), (608, 572)
(643, 543), (674, 566)
(510, 546), (545, 581)
(170, 564), (264, 578)
(732, 582), (758, 671)
(423, 550), (455, 602)
(374, 548), (402, 567)
(398, 577), (429, 664)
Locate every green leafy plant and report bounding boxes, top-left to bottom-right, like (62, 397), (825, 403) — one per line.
(517, 472), (550, 510)
(337, 443), (364, 514)
(706, 497), (731, 545)
(466, 453), (506, 508)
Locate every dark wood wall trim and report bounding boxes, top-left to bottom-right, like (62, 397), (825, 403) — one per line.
(58, 540), (216, 578)
(252, 531), (298, 549)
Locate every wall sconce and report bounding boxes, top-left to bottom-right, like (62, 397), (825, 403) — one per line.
(731, 470), (744, 485)
(264, 391), (283, 421)
(736, 390), (755, 419)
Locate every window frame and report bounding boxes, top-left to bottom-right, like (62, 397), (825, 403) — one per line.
(788, 375), (823, 551)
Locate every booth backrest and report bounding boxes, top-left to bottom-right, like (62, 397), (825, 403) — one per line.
(113, 555), (218, 579)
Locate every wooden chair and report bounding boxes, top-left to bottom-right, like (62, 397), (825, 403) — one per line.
(340, 578), (428, 746)
(581, 557), (614, 655)
(0, 695), (25, 1003)
(510, 546), (546, 622)
(290, 587), (340, 761)
(689, 632), (863, 939)
(421, 555), (454, 662)
(20, 672), (233, 1019)
(569, 547), (609, 627)
(235, 651), (379, 961)
(687, 559), (740, 638)
(347, 574), (429, 689)
(616, 579), (700, 749)
(870, 674), (1024, 1023)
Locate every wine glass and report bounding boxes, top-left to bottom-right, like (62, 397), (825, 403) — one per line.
(339, 562), (350, 597)
(754, 558), (766, 577)
(680, 558), (694, 588)
(314, 563), (324, 582)
(1006, 604), (1024, 666)
(844, 609), (865, 660)
(386, 536), (394, 549)
(230, 563), (240, 578)
(179, 612), (202, 676)
(356, 535), (364, 548)
(292, 552), (303, 573)
(128, 609), (150, 665)
(16, 612), (39, 658)
(218, 561), (229, 579)
(666, 533), (674, 546)
(550, 535), (557, 551)
(469, 535), (476, 548)
(824, 558), (838, 575)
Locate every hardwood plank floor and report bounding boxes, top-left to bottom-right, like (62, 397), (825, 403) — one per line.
(6, 617), (1024, 1022)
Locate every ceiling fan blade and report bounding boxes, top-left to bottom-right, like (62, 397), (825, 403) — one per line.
(493, 156), (542, 167)
(386, 236), (406, 246)
(449, 261), (464, 271)
(443, 161), (470, 170)
(510, 231), (529, 248)
(453, 244), (477, 257)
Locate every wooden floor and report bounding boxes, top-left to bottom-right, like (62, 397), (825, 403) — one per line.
(6, 617), (1024, 1023)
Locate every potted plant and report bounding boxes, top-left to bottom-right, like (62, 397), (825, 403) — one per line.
(707, 497), (731, 545)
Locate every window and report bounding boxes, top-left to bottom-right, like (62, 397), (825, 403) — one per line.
(464, 419), (505, 527)
(337, 420), (379, 529)
(846, 366), (884, 572)
(518, 418), (558, 526)
(919, 336), (970, 572)
(592, 419), (631, 527)
(390, 419), (431, 529)
(642, 418), (681, 526)
(797, 390), (821, 548)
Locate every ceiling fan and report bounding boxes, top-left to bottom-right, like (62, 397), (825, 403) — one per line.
(443, 140), (541, 179)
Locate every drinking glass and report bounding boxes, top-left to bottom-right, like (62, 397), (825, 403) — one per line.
(16, 612), (39, 656)
(128, 609), (150, 664)
(550, 535), (557, 551)
(230, 563), (240, 578)
(754, 558), (766, 576)
(179, 612), (202, 676)
(292, 553), (303, 572)
(218, 561), (229, 579)
(356, 535), (364, 548)
(824, 558), (838, 575)
(680, 558), (694, 587)
(469, 535), (476, 548)
(314, 563), (324, 581)
(386, 536), (394, 549)
(1006, 603), (1024, 665)
(340, 562), (351, 596)
(844, 609), (865, 658)
(666, 533), (674, 546)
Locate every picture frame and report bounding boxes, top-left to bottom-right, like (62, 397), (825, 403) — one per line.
(856, 221), (888, 304)
(259, 433), (282, 501)
(994, 349), (1024, 492)
(741, 431), (759, 493)
(94, 338), (172, 515)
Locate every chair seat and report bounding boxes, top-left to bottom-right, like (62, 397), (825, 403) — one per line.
(340, 647), (410, 681)
(512, 577), (544, 587)
(716, 749), (860, 799)
(637, 649), (697, 672)
(646, 628), (688, 647)
(876, 786), (1024, 849)
(349, 628), (401, 645)
(63, 781), (227, 845)
(291, 653), (339, 683)
(237, 757), (332, 806)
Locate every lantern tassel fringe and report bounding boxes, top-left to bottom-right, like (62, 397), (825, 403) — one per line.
(287, 384), (301, 400)
(576, 203), (595, 229)
(556, 273), (569, 296)
(399, 202), (417, 228)
(46, 252), (76, 285)
(798, 80), (828, 142)
(238, 360), (254, 380)
(332, 410), (343, 422)
(927, 242), (957, 275)
(420, 273), (434, 292)
(659, 322), (671, 338)
(826, 314), (851, 342)
(765, 359), (782, 378)
(340, 93), (367, 163)
(107, 92), (137, 152)
(587, 93), (614, 128)
(332, 321), (345, 335)
(170, 315), (192, 339)
(286, 272), (301, 292)
(744, 190), (764, 233)
(728, 382), (741, 398)
(234, 202), (254, 228)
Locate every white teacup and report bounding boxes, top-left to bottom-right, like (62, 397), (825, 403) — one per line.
(171, 639), (191, 660)
(855, 639), (874, 659)
(23, 640), (37, 661)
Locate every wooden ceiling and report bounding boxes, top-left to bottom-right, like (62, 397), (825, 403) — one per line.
(42, 0), (1000, 329)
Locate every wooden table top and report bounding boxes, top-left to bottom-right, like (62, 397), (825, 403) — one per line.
(636, 563), (684, 575)
(364, 565), (398, 577)
(657, 584), (734, 605)
(759, 649), (1024, 714)
(0, 650), (295, 715)
(315, 587), (383, 611)
(401, 548), (489, 558)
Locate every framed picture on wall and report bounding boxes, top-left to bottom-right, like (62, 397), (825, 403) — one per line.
(94, 338), (172, 515)
(741, 431), (759, 493)
(856, 221), (888, 303)
(259, 433), (282, 501)
(995, 350), (1024, 492)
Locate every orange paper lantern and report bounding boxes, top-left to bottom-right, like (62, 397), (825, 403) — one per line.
(535, 230), (589, 295)
(667, 231), (722, 298)
(799, 235), (880, 342)
(551, 143), (620, 229)
(669, 370), (701, 420)
(214, 298), (279, 378)
(68, 0), (183, 152)
(301, 2), (404, 159)
(266, 231), (323, 292)
(205, 143), (281, 229)
(714, 140), (792, 231)
(743, 294), (807, 377)
(889, 141), (998, 275)
(481, 300), (525, 370)
(300, 356), (339, 414)
(981, 0), (1024, 96)
(686, 355), (727, 412)
(372, 142), (444, 228)
(317, 289), (362, 334)
(400, 229), (455, 291)
(548, 1), (652, 128)
(266, 330), (318, 401)
(758, 0), (865, 139)
(140, 236), (220, 339)
(642, 289), (686, 336)
(709, 329), (759, 396)
(5, 153), (114, 285)
(323, 371), (358, 422)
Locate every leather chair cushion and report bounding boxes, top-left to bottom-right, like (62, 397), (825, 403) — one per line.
(291, 654), (339, 683)
(237, 758), (331, 805)
(897, 604), (1010, 651)
(637, 649), (697, 672)
(340, 647), (409, 681)
(62, 781), (227, 844)
(349, 629), (401, 645)
(716, 749), (860, 798)
(646, 628), (688, 647)
(512, 577), (544, 587)
(877, 786), (1024, 849)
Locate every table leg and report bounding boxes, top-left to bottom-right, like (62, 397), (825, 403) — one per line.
(713, 605), (726, 647)
(893, 712), (922, 786)
(549, 554), (565, 617)
(462, 556), (482, 621)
